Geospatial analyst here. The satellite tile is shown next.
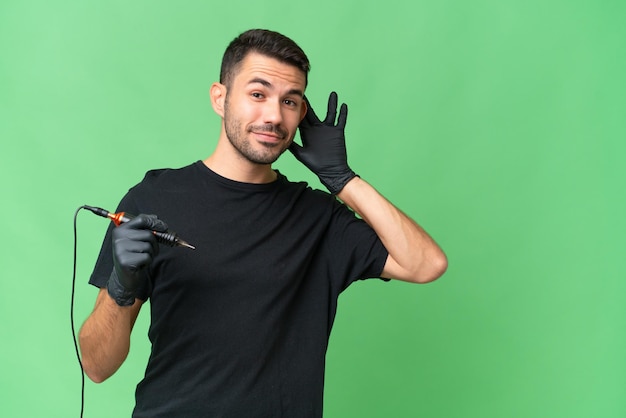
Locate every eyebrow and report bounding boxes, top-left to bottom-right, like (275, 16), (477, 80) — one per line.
(248, 77), (304, 97)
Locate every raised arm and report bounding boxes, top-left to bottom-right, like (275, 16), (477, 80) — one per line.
(289, 92), (447, 283)
(337, 177), (447, 282)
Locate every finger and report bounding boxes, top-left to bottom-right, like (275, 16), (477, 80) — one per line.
(288, 142), (304, 161)
(337, 103), (348, 129)
(113, 228), (160, 256)
(120, 251), (154, 272)
(125, 214), (169, 233)
(119, 240), (154, 258)
(323, 92), (338, 125)
(299, 111), (312, 130)
(141, 214), (169, 232)
(303, 95), (321, 125)
(113, 238), (155, 269)
(114, 235), (154, 251)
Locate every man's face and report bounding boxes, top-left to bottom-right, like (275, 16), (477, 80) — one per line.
(222, 52), (307, 165)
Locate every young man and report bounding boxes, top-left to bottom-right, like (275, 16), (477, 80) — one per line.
(79, 29), (447, 417)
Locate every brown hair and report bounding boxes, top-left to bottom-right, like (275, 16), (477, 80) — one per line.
(220, 29), (310, 88)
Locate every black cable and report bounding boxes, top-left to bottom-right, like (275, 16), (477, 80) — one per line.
(72, 206), (87, 418)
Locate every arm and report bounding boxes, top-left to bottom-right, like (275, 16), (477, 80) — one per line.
(290, 92), (447, 283)
(79, 214), (167, 382)
(79, 289), (143, 383)
(337, 177), (447, 283)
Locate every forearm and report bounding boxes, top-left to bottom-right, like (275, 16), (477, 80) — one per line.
(337, 177), (447, 283)
(79, 288), (141, 383)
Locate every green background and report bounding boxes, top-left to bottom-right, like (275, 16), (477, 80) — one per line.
(1, 0), (624, 417)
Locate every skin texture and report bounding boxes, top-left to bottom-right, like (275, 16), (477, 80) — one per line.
(79, 288), (142, 383)
(205, 52), (307, 183)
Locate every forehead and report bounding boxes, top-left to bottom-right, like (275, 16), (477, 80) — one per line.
(233, 52), (306, 92)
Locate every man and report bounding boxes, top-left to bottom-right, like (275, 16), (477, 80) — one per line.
(79, 29), (447, 417)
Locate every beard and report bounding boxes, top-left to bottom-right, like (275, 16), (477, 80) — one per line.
(223, 95), (292, 165)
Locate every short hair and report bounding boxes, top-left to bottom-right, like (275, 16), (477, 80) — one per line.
(220, 29), (310, 88)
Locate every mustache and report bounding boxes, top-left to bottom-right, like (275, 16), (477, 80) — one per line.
(248, 124), (288, 139)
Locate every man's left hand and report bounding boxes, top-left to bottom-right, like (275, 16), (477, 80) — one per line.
(289, 92), (357, 194)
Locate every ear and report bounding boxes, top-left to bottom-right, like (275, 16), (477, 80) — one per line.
(210, 82), (227, 117)
(299, 98), (307, 122)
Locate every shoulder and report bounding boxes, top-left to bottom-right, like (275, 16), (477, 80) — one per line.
(142, 161), (200, 185)
(275, 172), (350, 221)
(276, 172), (337, 205)
(131, 161), (202, 192)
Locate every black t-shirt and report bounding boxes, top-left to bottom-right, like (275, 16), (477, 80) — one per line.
(90, 161), (389, 417)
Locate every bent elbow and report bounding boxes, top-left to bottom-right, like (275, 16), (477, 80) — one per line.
(81, 359), (112, 384)
(413, 251), (448, 284)
(79, 342), (120, 384)
(87, 373), (107, 384)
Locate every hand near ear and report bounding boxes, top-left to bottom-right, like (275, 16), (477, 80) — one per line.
(290, 92), (357, 194)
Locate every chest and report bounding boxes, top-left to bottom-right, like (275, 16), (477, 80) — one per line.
(146, 190), (330, 304)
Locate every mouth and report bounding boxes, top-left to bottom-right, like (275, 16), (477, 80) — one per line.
(249, 125), (287, 143)
(251, 131), (287, 147)
(253, 131), (282, 140)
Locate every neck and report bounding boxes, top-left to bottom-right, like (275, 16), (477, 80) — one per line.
(203, 137), (277, 184)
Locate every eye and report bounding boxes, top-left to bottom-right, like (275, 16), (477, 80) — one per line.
(283, 99), (298, 107)
(251, 92), (264, 99)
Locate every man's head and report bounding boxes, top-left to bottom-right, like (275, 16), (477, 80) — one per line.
(210, 29), (310, 167)
(220, 29), (310, 89)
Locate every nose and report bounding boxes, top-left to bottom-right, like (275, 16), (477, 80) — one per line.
(262, 99), (284, 125)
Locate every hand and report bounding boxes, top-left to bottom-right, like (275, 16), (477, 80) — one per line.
(107, 214), (168, 306)
(289, 92), (357, 194)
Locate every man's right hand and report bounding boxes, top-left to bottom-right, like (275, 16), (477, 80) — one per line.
(107, 214), (168, 306)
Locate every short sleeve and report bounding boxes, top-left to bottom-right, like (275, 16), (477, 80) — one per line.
(324, 199), (389, 291)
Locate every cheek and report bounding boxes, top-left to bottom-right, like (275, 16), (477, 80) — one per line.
(227, 95), (256, 119)
(285, 111), (303, 131)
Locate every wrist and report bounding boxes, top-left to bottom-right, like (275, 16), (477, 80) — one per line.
(106, 270), (137, 307)
(321, 169), (357, 195)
